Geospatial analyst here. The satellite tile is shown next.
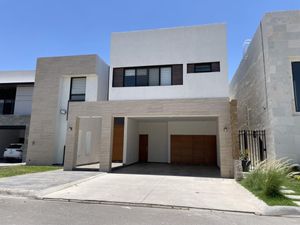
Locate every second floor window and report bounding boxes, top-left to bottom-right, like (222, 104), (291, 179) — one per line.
(124, 66), (172, 87)
(113, 64), (182, 87)
(187, 62), (220, 73)
(70, 77), (86, 101)
(0, 86), (16, 115)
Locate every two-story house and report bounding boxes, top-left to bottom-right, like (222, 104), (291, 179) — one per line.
(0, 70), (35, 161)
(26, 24), (237, 178)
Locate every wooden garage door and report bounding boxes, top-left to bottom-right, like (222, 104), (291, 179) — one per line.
(171, 135), (217, 165)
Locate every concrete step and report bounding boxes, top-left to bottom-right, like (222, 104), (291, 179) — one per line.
(281, 189), (295, 194)
(285, 194), (300, 200)
(293, 201), (300, 206)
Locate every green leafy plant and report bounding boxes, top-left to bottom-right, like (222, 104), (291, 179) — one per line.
(242, 158), (291, 197)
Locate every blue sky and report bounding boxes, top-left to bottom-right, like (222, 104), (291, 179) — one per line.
(0, 0), (299, 80)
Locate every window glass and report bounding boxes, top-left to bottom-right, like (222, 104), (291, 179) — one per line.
(0, 87), (16, 114)
(124, 69), (136, 86)
(0, 100), (4, 115)
(194, 63), (212, 73)
(292, 62), (300, 112)
(160, 67), (172, 86)
(71, 78), (86, 94)
(149, 68), (160, 86)
(70, 77), (86, 101)
(136, 68), (148, 86)
(3, 100), (14, 114)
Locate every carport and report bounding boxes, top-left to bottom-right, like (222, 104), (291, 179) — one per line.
(0, 125), (26, 161)
(111, 116), (221, 176)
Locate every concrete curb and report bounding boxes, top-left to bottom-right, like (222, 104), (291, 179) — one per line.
(39, 197), (258, 215)
(0, 189), (36, 197)
(262, 206), (300, 216)
(0, 173), (106, 199)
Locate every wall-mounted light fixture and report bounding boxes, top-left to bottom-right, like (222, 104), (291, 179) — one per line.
(60, 109), (67, 115)
(68, 127), (73, 131)
(223, 126), (228, 132)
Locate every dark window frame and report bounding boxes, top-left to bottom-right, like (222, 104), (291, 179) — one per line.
(114, 65), (181, 87)
(69, 77), (86, 102)
(187, 62), (220, 73)
(0, 85), (16, 115)
(292, 62), (300, 112)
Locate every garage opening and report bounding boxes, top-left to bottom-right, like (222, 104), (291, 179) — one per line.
(0, 125), (26, 162)
(113, 117), (220, 177)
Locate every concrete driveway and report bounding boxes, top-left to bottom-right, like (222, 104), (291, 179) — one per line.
(43, 173), (266, 213)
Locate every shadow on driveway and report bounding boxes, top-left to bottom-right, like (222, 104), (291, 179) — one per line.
(112, 162), (221, 178)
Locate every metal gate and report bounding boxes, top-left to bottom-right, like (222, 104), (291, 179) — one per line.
(239, 130), (267, 170)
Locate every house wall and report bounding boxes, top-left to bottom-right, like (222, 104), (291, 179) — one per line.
(27, 55), (109, 165)
(230, 11), (300, 163)
(139, 121), (168, 163)
(76, 117), (102, 166)
(63, 98), (234, 178)
(109, 24), (228, 100)
(261, 11), (300, 162)
(54, 74), (100, 164)
(124, 118), (139, 165)
(229, 20), (274, 157)
(0, 70), (35, 84)
(96, 57), (109, 101)
(14, 85), (34, 115)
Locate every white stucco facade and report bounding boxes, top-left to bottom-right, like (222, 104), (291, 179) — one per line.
(109, 24), (228, 100)
(14, 85), (34, 115)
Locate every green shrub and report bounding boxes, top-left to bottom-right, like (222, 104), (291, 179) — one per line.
(242, 159), (291, 197)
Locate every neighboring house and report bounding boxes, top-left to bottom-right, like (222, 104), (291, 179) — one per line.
(230, 10), (300, 164)
(25, 24), (237, 178)
(0, 70), (35, 161)
(26, 55), (109, 165)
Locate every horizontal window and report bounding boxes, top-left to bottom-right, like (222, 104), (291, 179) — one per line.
(70, 77), (86, 101)
(187, 62), (220, 73)
(112, 64), (183, 87)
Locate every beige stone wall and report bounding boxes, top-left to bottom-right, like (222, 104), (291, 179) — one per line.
(26, 55), (102, 165)
(64, 98), (234, 178)
(230, 100), (239, 160)
(230, 11), (300, 163)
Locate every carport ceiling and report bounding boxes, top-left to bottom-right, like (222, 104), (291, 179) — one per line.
(129, 116), (217, 122)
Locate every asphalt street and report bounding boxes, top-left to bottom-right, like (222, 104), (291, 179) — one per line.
(0, 196), (299, 225)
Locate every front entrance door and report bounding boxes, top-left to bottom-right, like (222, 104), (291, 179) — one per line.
(112, 118), (124, 162)
(139, 135), (148, 162)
